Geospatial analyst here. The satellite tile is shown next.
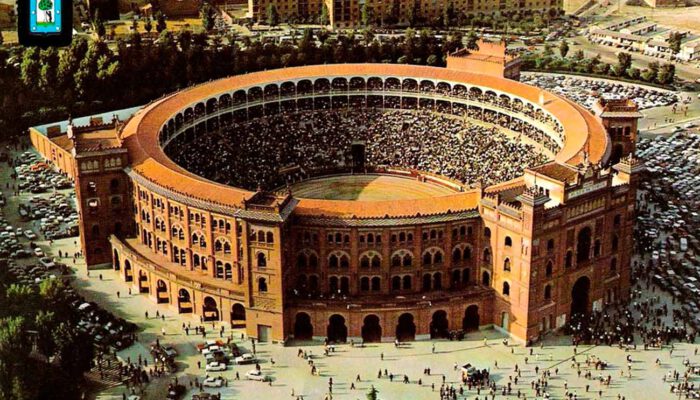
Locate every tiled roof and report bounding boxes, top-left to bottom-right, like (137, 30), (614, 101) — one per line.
(530, 162), (580, 184)
(119, 64), (608, 219)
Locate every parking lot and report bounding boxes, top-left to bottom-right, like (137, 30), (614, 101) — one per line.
(522, 73), (681, 111)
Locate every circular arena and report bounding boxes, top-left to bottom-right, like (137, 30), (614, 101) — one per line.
(99, 64), (634, 344)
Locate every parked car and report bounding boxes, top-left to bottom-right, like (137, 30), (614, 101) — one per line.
(234, 353), (256, 364)
(205, 361), (226, 372)
(202, 377), (224, 388)
(245, 369), (268, 381)
(39, 257), (55, 269)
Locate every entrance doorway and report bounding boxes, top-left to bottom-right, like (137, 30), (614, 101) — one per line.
(294, 313), (314, 340)
(138, 271), (149, 293)
(361, 315), (382, 343)
(203, 296), (219, 321)
(395, 313), (416, 342)
(257, 325), (271, 342)
(231, 304), (246, 327)
(177, 289), (192, 313)
(571, 276), (591, 316)
(156, 280), (168, 304)
(501, 312), (509, 330)
(430, 310), (449, 339)
(463, 305), (479, 331)
(327, 314), (348, 343)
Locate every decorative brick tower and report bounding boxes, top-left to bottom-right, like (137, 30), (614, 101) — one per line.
(70, 118), (132, 269)
(593, 98), (643, 165)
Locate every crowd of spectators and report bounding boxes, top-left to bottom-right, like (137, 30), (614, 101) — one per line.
(168, 109), (549, 191)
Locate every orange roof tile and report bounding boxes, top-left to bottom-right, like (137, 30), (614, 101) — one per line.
(119, 64), (608, 218)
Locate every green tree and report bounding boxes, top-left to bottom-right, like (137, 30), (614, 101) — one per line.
(572, 49), (584, 61)
(443, 1), (455, 27)
(20, 47), (41, 88)
(361, 4), (371, 27)
(466, 29), (479, 51)
(626, 67), (641, 80)
(155, 11), (167, 33)
(366, 385), (379, 400)
(319, 3), (329, 26)
(616, 52), (632, 77)
(38, 0), (52, 11)
(668, 32), (682, 55)
(266, 4), (279, 26)
(53, 323), (94, 379)
(543, 43), (553, 57)
(201, 4), (216, 31)
(656, 63), (675, 84)
(559, 40), (569, 58)
(94, 15), (106, 39)
(144, 17), (152, 33)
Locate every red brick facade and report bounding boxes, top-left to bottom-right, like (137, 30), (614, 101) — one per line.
(29, 64), (640, 344)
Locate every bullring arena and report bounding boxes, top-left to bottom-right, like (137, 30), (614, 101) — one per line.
(29, 62), (643, 345)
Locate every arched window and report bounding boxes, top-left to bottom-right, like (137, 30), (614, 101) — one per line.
(483, 248), (491, 263)
(266, 232), (274, 243)
(330, 276), (339, 293)
(371, 255), (381, 269)
(613, 214), (621, 226)
(297, 253), (308, 268)
(594, 240), (602, 257)
(402, 276), (412, 290)
(257, 252), (267, 268)
(257, 231), (265, 242)
(482, 271), (490, 286)
(610, 258), (617, 273)
(329, 254), (338, 268)
(433, 273), (442, 290)
(360, 277), (370, 291)
(434, 252), (443, 265)
(505, 236), (513, 247)
(576, 227), (592, 263)
(403, 254), (412, 267)
(452, 248), (462, 262)
(392, 255), (401, 268)
(544, 285), (552, 301)
(547, 239), (555, 252)
(503, 258), (511, 272)
(258, 277), (268, 292)
(463, 247), (471, 260)
(391, 276), (401, 291)
(423, 252), (432, 265)
(502, 282), (510, 296)
(545, 261), (553, 277)
(360, 256), (370, 269)
(309, 254), (318, 269)
(612, 235), (619, 252)
(484, 227), (491, 238)
(565, 250), (573, 268)
(340, 255), (349, 269)
(371, 277), (381, 291)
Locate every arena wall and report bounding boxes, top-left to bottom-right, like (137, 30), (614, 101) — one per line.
(29, 64), (639, 345)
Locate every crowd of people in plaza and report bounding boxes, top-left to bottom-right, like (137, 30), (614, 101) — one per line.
(168, 109), (549, 191)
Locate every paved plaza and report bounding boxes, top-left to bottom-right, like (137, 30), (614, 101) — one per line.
(71, 262), (697, 400)
(2, 129), (699, 400)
